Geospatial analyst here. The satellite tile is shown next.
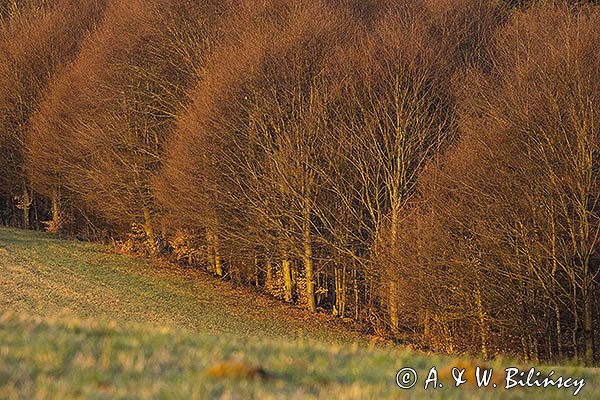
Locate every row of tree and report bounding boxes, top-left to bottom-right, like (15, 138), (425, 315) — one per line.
(1, 0), (598, 364)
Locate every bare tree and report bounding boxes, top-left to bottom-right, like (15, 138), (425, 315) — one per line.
(0, 0), (106, 228)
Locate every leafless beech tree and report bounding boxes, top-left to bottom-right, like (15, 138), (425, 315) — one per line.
(405, 2), (600, 363)
(1, 0), (597, 364)
(27, 0), (228, 245)
(0, 0), (106, 228)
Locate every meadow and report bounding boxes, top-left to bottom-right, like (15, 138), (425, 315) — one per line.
(0, 227), (598, 399)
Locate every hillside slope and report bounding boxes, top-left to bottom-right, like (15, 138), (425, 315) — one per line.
(0, 227), (598, 399)
(0, 227), (361, 342)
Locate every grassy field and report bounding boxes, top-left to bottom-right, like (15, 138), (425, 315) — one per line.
(0, 227), (598, 399)
(0, 227), (362, 342)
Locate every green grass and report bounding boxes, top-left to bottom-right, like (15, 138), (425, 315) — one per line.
(0, 227), (360, 342)
(0, 227), (598, 399)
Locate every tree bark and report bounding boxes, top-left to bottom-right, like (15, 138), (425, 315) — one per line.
(51, 186), (61, 231)
(142, 207), (157, 254)
(583, 271), (594, 366)
(475, 286), (488, 359)
(353, 267), (360, 320)
(302, 197), (316, 312)
(22, 185), (31, 229)
(389, 281), (399, 331)
(266, 258), (273, 293)
(282, 255), (293, 303)
(388, 207), (400, 331)
(334, 264), (347, 317)
(213, 230), (223, 277)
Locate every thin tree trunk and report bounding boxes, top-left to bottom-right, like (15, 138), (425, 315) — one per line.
(51, 193), (60, 226)
(389, 208), (399, 331)
(583, 276), (594, 366)
(353, 267), (360, 320)
(282, 254), (293, 302)
(475, 286), (488, 359)
(302, 197), (316, 312)
(334, 265), (347, 317)
(51, 186), (61, 231)
(22, 185), (31, 229)
(554, 305), (563, 359)
(550, 217), (563, 358)
(205, 228), (223, 276)
(572, 287), (579, 361)
(206, 230), (215, 272)
(389, 281), (399, 331)
(32, 195), (39, 228)
(266, 258), (273, 293)
(339, 264), (347, 317)
(213, 230), (223, 277)
(142, 207), (156, 254)
(254, 253), (260, 287)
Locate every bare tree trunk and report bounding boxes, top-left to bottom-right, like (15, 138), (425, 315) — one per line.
(389, 209), (400, 331)
(550, 217), (563, 358)
(213, 230), (223, 277)
(206, 229), (215, 272)
(52, 192), (60, 228)
(389, 281), (399, 331)
(388, 206), (400, 332)
(266, 258), (273, 293)
(254, 253), (260, 287)
(51, 189), (61, 228)
(142, 207), (157, 254)
(583, 269), (594, 366)
(302, 197), (316, 312)
(282, 254), (293, 303)
(554, 304), (563, 359)
(521, 336), (529, 362)
(341, 264), (347, 317)
(205, 228), (223, 276)
(334, 265), (347, 317)
(22, 185), (31, 229)
(572, 289), (579, 361)
(475, 286), (488, 359)
(32, 195), (39, 228)
(353, 267), (360, 320)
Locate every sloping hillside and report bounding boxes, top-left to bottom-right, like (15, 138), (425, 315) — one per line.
(0, 227), (597, 399)
(0, 227), (362, 342)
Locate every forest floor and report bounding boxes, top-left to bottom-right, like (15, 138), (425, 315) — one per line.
(0, 227), (598, 399)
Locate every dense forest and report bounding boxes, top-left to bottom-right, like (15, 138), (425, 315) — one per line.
(1, 0), (599, 365)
